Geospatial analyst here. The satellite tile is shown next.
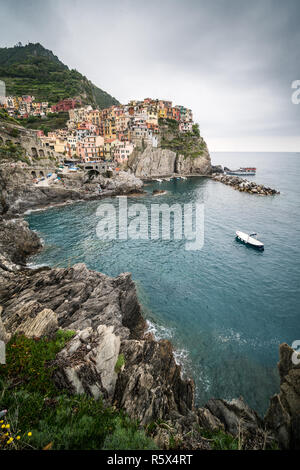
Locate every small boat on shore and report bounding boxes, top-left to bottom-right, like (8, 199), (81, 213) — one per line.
(236, 231), (264, 251)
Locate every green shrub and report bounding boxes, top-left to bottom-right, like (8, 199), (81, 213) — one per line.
(102, 418), (157, 450)
(199, 428), (239, 450)
(1, 330), (75, 396)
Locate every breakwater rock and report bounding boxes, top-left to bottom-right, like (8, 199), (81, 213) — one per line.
(211, 173), (280, 195)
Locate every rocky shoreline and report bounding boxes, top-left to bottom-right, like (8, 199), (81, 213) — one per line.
(211, 173), (280, 196)
(0, 165), (299, 450)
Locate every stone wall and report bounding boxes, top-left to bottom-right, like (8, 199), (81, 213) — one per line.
(0, 122), (61, 161)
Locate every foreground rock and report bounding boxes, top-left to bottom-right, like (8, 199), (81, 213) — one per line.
(0, 208), (296, 449)
(211, 173), (280, 196)
(0, 259), (196, 429)
(265, 343), (300, 449)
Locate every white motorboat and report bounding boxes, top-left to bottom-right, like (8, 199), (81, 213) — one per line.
(236, 231), (264, 250)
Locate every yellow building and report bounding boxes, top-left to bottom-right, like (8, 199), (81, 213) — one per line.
(158, 108), (167, 119)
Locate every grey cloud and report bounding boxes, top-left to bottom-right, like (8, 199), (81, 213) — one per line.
(0, 0), (299, 150)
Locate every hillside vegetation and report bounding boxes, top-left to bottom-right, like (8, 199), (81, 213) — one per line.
(159, 118), (208, 159)
(0, 43), (119, 108)
(18, 112), (69, 134)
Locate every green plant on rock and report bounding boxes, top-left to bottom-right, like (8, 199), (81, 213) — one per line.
(102, 417), (157, 450)
(199, 427), (239, 450)
(114, 353), (125, 374)
(0, 330), (76, 396)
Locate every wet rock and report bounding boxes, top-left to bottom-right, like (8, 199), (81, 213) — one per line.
(0, 165), (143, 216)
(210, 165), (224, 174)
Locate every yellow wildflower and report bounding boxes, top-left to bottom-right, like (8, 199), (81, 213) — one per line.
(1, 424), (5, 428)
(16, 436), (21, 440)
(7, 437), (13, 444)
(28, 432), (32, 437)
(5, 424), (10, 429)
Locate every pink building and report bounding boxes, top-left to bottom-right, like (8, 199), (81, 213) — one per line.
(113, 141), (134, 164)
(77, 135), (104, 161)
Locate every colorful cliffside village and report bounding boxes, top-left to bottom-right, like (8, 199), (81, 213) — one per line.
(1, 95), (194, 165)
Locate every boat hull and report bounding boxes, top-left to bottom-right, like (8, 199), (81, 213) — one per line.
(225, 171), (256, 176)
(235, 231), (264, 251)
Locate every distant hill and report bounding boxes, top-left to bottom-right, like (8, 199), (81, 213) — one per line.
(0, 42), (119, 108)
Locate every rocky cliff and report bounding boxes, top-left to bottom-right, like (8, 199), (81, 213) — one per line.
(128, 119), (211, 178)
(0, 222), (199, 446)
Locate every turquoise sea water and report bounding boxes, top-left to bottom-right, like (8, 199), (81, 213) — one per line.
(26, 152), (300, 415)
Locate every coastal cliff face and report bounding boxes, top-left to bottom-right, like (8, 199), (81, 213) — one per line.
(128, 147), (177, 178)
(128, 147), (211, 179)
(128, 119), (211, 178)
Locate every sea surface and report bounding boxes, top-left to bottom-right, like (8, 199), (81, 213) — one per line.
(26, 152), (300, 415)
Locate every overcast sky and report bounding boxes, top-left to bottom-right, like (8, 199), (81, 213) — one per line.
(1, 0), (299, 151)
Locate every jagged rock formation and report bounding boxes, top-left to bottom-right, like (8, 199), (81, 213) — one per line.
(175, 153), (211, 175)
(265, 343), (300, 449)
(0, 258), (195, 430)
(204, 397), (272, 449)
(0, 306), (10, 343)
(54, 325), (121, 399)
